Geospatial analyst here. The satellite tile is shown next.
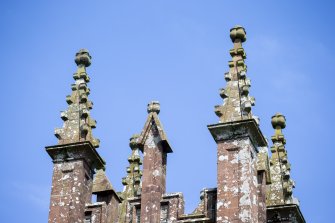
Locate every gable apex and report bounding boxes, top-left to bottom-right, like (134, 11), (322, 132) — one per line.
(138, 101), (173, 153)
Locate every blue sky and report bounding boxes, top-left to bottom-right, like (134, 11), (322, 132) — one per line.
(1, 1), (334, 222)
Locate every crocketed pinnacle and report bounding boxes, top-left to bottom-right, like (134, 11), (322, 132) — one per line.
(215, 26), (257, 123)
(119, 134), (142, 223)
(54, 49), (100, 148)
(121, 134), (143, 197)
(267, 113), (296, 206)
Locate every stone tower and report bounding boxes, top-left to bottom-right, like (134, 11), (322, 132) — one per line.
(45, 49), (105, 223)
(208, 25), (270, 223)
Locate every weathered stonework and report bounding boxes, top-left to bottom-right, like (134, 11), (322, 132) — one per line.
(46, 142), (104, 223)
(214, 26), (256, 124)
(119, 134), (143, 223)
(54, 49), (100, 148)
(85, 202), (108, 223)
(267, 114), (295, 206)
(257, 147), (271, 223)
(45, 50), (105, 223)
(45, 27), (306, 223)
(138, 101), (172, 223)
(266, 114), (305, 223)
(214, 136), (263, 223)
(208, 26), (268, 222)
(92, 169), (121, 223)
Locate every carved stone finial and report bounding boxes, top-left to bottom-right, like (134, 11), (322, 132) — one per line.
(119, 134), (143, 220)
(230, 25), (247, 43)
(271, 113), (286, 129)
(215, 25), (254, 123)
(129, 134), (140, 149)
(267, 113), (296, 206)
(75, 49), (91, 67)
(147, 101), (160, 114)
(55, 49), (99, 147)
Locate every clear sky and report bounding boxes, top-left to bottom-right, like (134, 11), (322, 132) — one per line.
(1, 0), (334, 222)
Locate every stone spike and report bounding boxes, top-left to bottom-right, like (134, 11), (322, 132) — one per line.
(267, 113), (298, 206)
(215, 26), (257, 123)
(54, 49), (100, 148)
(119, 134), (142, 223)
(122, 134), (142, 195)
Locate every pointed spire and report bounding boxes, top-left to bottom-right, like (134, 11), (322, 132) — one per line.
(54, 49), (100, 148)
(121, 134), (143, 197)
(215, 26), (257, 123)
(267, 113), (297, 206)
(118, 134), (142, 223)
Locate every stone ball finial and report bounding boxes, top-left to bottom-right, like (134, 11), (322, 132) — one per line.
(129, 134), (140, 149)
(147, 101), (160, 114)
(75, 49), (92, 67)
(271, 113), (286, 129)
(230, 25), (247, 43)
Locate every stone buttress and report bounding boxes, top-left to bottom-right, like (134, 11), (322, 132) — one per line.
(266, 113), (305, 223)
(208, 26), (269, 223)
(138, 101), (173, 223)
(45, 49), (105, 223)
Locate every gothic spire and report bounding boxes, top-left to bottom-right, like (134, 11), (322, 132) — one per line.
(121, 134), (143, 198)
(267, 113), (297, 206)
(54, 49), (100, 148)
(215, 26), (256, 123)
(118, 134), (143, 223)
